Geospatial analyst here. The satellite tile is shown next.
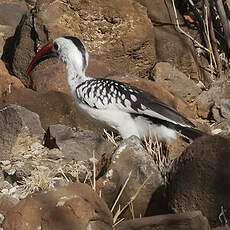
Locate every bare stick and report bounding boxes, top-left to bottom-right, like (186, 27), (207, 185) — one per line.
(216, 0), (230, 53)
(171, 0), (210, 54)
(111, 171), (132, 213)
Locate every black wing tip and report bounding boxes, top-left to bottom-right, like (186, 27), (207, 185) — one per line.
(179, 126), (207, 140)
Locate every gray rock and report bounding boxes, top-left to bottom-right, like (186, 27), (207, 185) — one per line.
(137, 0), (210, 81)
(115, 211), (210, 230)
(168, 135), (230, 227)
(0, 1), (27, 29)
(153, 62), (202, 103)
(196, 77), (230, 135)
(0, 0), (28, 63)
(0, 104), (44, 160)
(98, 136), (164, 219)
(44, 124), (114, 161)
(11, 14), (46, 87)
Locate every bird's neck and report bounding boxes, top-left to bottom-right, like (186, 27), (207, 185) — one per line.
(66, 61), (90, 95)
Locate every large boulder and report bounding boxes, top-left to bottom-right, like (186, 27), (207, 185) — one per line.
(0, 104), (44, 160)
(0, 0), (28, 57)
(3, 183), (113, 230)
(10, 0), (155, 89)
(168, 135), (230, 227)
(136, 0), (210, 83)
(97, 136), (164, 219)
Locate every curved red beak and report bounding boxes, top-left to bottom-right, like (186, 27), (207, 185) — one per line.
(26, 41), (56, 76)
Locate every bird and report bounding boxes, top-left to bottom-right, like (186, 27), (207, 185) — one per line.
(27, 36), (205, 142)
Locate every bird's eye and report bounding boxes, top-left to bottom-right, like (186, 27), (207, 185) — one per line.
(53, 42), (59, 51)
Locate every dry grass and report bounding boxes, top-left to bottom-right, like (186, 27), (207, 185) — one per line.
(144, 135), (174, 184)
(111, 135), (172, 226)
(0, 143), (93, 199)
(103, 129), (121, 147)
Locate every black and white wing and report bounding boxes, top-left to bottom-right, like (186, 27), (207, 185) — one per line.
(76, 78), (203, 139)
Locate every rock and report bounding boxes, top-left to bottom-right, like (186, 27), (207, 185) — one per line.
(97, 136), (164, 219)
(195, 77), (230, 135)
(114, 211), (210, 230)
(0, 1), (27, 30)
(44, 124), (114, 161)
(136, 0), (210, 83)
(11, 13), (41, 87)
(0, 104), (44, 160)
(168, 135), (230, 227)
(39, 0), (155, 76)
(0, 60), (24, 99)
(11, 0), (156, 88)
(0, 194), (19, 215)
(0, 0), (28, 57)
(0, 87), (108, 134)
(3, 183), (113, 230)
(153, 62), (202, 103)
(86, 56), (114, 78)
(31, 61), (69, 94)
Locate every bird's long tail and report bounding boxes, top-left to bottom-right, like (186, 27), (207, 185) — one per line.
(145, 115), (207, 140)
(177, 125), (206, 140)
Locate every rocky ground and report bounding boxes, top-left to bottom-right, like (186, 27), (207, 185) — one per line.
(0, 0), (230, 229)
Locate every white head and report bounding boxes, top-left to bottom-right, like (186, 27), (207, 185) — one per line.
(27, 36), (89, 76)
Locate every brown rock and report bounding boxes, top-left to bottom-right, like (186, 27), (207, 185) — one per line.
(167, 138), (190, 159)
(168, 135), (230, 227)
(86, 56), (114, 78)
(3, 183), (113, 230)
(0, 104), (44, 160)
(0, 195), (19, 215)
(13, 0), (156, 85)
(114, 211), (210, 230)
(11, 14), (42, 87)
(97, 136), (164, 219)
(0, 60), (24, 98)
(136, 0), (210, 83)
(153, 62), (202, 103)
(0, 1), (27, 29)
(31, 61), (68, 94)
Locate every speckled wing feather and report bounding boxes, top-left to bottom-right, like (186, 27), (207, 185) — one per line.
(75, 78), (195, 128)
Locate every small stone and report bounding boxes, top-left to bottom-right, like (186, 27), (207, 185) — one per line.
(0, 160), (11, 166)
(0, 213), (4, 224)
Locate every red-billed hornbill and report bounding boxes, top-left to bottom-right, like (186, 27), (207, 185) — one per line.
(27, 36), (204, 142)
